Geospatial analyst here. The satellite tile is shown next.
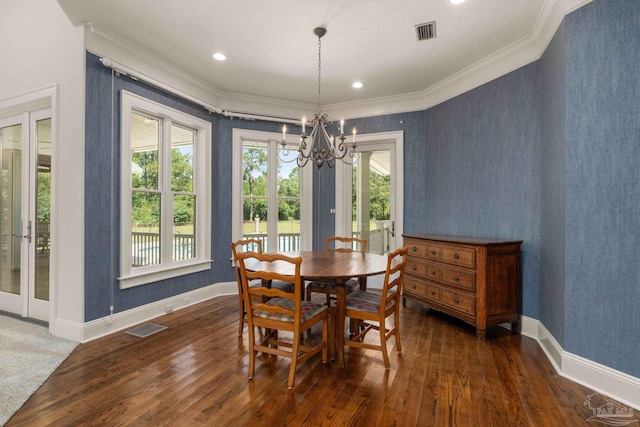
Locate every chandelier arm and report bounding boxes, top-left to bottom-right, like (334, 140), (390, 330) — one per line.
(320, 124), (335, 155)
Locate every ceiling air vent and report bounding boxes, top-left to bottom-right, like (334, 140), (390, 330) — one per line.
(415, 21), (436, 41)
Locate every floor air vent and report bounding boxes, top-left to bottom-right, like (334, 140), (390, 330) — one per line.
(415, 21), (436, 41)
(125, 323), (167, 338)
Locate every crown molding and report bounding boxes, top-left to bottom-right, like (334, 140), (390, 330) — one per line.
(83, 0), (592, 121)
(85, 23), (225, 108)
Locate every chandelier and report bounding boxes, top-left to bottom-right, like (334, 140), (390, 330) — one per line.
(280, 27), (357, 169)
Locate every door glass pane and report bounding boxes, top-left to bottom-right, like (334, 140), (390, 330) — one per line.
(243, 198), (267, 246)
(0, 124), (22, 295)
(173, 194), (195, 261)
(242, 143), (267, 196)
(242, 142), (268, 246)
(352, 150), (391, 255)
(35, 119), (51, 301)
(278, 148), (300, 251)
(131, 191), (161, 267)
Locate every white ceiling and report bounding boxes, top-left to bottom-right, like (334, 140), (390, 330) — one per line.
(57, 0), (587, 117)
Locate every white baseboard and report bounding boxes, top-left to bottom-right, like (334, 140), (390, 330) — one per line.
(520, 315), (640, 411)
(53, 281), (237, 343)
(54, 283), (639, 411)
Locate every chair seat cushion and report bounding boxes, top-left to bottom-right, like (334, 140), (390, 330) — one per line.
(345, 290), (395, 314)
(307, 278), (359, 292)
(255, 299), (327, 323)
(271, 280), (295, 293)
(249, 280), (295, 293)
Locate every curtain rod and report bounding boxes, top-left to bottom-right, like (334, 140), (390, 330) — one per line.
(99, 57), (301, 126)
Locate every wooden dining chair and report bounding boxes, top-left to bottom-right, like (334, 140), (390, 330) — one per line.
(343, 246), (408, 368)
(231, 238), (295, 336)
(305, 236), (367, 305)
(236, 252), (329, 389)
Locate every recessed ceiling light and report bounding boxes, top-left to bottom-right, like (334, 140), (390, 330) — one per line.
(212, 52), (226, 61)
(352, 81), (363, 89)
(450, 0), (466, 4)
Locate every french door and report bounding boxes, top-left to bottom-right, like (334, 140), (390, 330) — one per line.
(335, 131), (403, 287)
(0, 109), (51, 321)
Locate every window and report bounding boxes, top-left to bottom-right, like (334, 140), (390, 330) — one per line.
(232, 129), (312, 252)
(120, 91), (211, 288)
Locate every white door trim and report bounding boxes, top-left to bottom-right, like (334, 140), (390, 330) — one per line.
(335, 130), (404, 252)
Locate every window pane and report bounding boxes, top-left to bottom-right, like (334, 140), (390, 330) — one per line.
(242, 143), (267, 197)
(131, 191), (160, 267)
(131, 112), (159, 190)
(171, 124), (194, 192)
(173, 194), (195, 261)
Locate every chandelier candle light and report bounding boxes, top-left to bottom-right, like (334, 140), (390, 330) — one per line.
(280, 27), (357, 168)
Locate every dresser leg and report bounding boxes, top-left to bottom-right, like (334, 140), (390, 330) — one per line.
(476, 329), (487, 341)
(511, 320), (521, 334)
(402, 296), (406, 307)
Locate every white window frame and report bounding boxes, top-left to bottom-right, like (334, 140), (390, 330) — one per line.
(232, 128), (312, 251)
(119, 91), (211, 289)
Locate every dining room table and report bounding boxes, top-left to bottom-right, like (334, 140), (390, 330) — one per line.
(242, 250), (391, 367)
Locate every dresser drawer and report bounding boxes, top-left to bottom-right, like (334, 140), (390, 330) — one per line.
(406, 240), (428, 258)
(407, 257), (427, 277)
(425, 244), (442, 260)
(442, 247), (475, 268)
(440, 267), (475, 291)
(404, 275), (427, 297)
(424, 262), (441, 281)
(426, 283), (441, 301)
(441, 289), (475, 315)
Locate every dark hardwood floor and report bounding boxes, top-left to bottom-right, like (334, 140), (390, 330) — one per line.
(8, 295), (605, 426)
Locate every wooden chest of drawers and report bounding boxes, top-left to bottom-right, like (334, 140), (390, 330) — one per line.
(402, 234), (522, 340)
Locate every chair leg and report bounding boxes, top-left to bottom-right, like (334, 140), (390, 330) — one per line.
(328, 307), (335, 360)
(394, 308), (402, 353)
(248, 323), (256, 379)
(238, 296), (245, 336)
(322, 315), (329, 363)
(380, 323), (390, 369)
(288, 334), (301, 389)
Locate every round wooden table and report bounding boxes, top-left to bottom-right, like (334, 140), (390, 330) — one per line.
(243, 250), (390, 366)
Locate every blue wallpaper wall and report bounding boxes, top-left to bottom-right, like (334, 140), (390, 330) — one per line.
(564, 0), (640, 377)
(539, 21), (567, 345)
(421, 65), (542, 318)
(85, 53), (220, 320)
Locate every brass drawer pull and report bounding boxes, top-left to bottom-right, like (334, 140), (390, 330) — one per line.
(453, 253), (460, 260)
(431, 290), (436, 296)
(412, 265), (417, 270)
(453, 298), (459, 304)
(454, 276), (459, 281)
(431, 250), (437, 255)
(431, 271), (437, 275)
(412, 284), (417, 289)
(412, 246), (418, 252)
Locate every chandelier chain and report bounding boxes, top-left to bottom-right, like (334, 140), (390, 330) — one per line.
(317, 34), (322, 113)
(278, 27), (357, 169)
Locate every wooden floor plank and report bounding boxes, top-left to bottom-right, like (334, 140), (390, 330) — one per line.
(6, 295), (605, 426)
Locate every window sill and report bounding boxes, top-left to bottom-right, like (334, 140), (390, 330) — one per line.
(119, 259), (213, 289)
